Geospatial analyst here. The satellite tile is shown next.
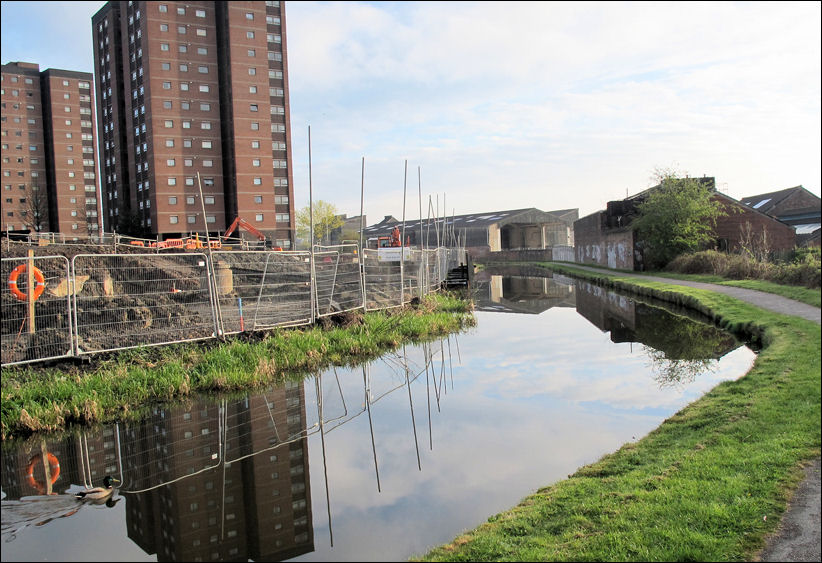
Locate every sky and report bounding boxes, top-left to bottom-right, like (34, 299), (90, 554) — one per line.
(2, 1), (820, 225)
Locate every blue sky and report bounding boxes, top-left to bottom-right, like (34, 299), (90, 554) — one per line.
(2, 1), (820, 225)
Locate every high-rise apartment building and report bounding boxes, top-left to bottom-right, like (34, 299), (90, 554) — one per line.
(92, 0), (295, 248)
(1, 62), (100, 237)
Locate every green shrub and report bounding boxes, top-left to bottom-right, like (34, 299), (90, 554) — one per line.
(666, 249), (821, 288)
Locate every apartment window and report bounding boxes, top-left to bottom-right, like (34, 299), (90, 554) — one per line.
(254, 195), (263, 204)
(202, 178), (214, 187)
(183, 140), (192, 148)
(250, 122), (259, 131)
(180, 83), (189, 91)
(168, 178), (177, 186)
(245, 12), (254, 20)
(269, 70), (283, 79)
(250, 104), (258, 112)
(162, 81), (171, 90)
(248, 49), (256, 57)
(270, 87), (284, 97)
(159, 4), (167, 12)
(181, 101), (190, 109)
(249, 85), (257, 94)
(198, 65), (208, 74)
(251, 140), (260, 149)
(167, 159), (175, 166)
(166, 139), (174, 148)
(252, 159), (261, 167)
(276, 213), (290, 223)
(170, 215), (178, 224)
(200, 102), (210, 111)
(206, 215), (216, 223)
(196, 28), (206, 37)
(179, 63), (188, 72)
(195, 9), (206, 17)
(177, 25), (186, 34)
(185, 177), (195, 186)
(182, 121), (191, 129)
(184, 158), (193, 166)
(179, 45), (187, 53)
(186, 196), (195, 205)
(201, 121), (211, 130)
(160, 23), (168, 31)
(187, 215), (196, 224)
(253, 177), (262, 185)
(198, 85), (209, 92)
(161, 62), (170, 71)
(160, 43), (169, 51)
(163, 100), (172, 109)
(164, 120), (173, 128)
(246, 31), (255, 39)
(255, 214), (263, 222)
(177, 6), (185, 15)
(201, 140), (212, 149)
(204, 196), (215, 205)
(275, 195), (289, 204)
(197, 47), (208, 55)
(203, 159), (213, 167)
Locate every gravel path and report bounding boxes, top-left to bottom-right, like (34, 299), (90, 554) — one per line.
(560, 265), (821, 562)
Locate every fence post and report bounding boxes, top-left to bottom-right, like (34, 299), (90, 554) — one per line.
(27, 249), (36, 334)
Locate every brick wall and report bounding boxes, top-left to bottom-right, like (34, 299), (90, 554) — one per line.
(573, 212), (636, 269)
(714, 195), (796, 252)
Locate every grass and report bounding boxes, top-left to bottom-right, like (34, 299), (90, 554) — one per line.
(414, 267), (820, 562)
(1, 292), (475, 441)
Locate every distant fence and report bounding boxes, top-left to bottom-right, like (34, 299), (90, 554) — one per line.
(1, 245), (465, 366)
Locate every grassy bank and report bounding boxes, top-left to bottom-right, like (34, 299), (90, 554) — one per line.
(415, 267), (820, 562)
(1, 292), (475, 441)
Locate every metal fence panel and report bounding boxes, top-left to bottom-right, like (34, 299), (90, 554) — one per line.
(1, 256), (73, 366)
(211, 250), (313, 333)
(72, 253), (217, 355)
(362, 248), (403, 310)
(313, 245), (364, 317)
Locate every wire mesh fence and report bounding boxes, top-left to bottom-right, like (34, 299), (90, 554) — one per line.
(212, 250), (313, 334)
(2, 245), (466, 366)
(313, 244), (364, 317)
(72, 253), (217, 355)
(1, 256), (73, 365)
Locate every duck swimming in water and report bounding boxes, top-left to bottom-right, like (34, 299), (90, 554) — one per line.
(74, 476), (119, 502)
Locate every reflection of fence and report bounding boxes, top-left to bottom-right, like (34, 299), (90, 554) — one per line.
(2, 245), (465, 366)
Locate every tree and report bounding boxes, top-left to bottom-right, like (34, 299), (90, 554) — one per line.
(295, 200), (344, 246)
(632, 168), (726, 269)
(23, 185), (49, 233)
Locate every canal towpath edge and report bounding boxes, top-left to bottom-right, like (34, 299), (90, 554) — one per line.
(549, 263), (821, 563)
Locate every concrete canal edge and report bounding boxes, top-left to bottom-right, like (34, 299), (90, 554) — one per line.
(546, 263), (821, 563)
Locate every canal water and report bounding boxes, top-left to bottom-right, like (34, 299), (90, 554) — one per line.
(1, 269), (757, 562)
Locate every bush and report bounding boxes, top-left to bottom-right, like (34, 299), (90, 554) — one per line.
(666, 249), (821, 288)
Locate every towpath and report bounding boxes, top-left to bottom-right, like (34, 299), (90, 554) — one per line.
(556, 264), (821, 562)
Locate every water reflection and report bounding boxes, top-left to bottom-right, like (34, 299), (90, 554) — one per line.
(1, 269), (756, 562)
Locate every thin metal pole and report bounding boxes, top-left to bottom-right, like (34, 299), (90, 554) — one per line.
(359, 157), (366, 309)
(308, 126), (317, 321)
(401, 160), (407, 304)
(198, 171), (223, 338)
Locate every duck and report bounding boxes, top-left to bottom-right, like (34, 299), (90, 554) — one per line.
(74, 476), (120, 502)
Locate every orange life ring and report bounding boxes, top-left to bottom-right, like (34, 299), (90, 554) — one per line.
(25, 452), (61, 494)
(8, 264), (46, 302)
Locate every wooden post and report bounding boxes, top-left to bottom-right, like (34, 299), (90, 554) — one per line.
(27, 249), (36, 334)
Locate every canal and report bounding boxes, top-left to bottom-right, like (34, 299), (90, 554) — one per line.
(1, 268), (757, 562)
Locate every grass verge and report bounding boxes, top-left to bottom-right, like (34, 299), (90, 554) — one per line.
(1, 292), (475, 441)
(414, 267), (820, 562)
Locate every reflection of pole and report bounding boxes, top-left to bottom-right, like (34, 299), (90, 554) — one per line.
(447, 337), (454, 390)
(363, 365), (381, 492)
(425, 344), (432, 450)
(315, 374), (334, 546)
(404, 345), (421, 470)
(40, 439), (52, 495)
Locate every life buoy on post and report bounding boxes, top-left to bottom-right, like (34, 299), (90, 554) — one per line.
(8, 264), (46, 302)
(25, 453), (61, 494)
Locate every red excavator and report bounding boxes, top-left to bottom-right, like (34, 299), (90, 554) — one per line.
(222, 217), (282, 250)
